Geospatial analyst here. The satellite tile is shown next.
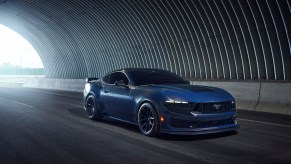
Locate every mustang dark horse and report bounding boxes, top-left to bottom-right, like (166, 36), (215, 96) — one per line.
(83, 68), (238, 136)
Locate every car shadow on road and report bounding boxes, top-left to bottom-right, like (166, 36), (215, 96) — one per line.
(157, 130), (238, 141)
(68, 107), (87, 118)
(68, 107), (238, 141)
(101, 118), (141, 133)
(68, 107), (141, 133)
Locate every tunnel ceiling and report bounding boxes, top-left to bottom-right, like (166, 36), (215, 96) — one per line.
(0, 0), (290, 79)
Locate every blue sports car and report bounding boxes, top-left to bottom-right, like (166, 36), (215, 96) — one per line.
(83, 68), (238, 136)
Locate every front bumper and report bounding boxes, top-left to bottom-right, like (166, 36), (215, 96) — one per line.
(160, 110), (238, 135)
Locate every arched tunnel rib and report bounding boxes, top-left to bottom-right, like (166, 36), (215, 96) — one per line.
(0, 0), (290, 79)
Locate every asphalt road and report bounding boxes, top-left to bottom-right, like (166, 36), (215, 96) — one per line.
(0, 87), (291, 164)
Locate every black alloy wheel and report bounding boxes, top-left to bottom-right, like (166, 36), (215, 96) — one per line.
(138, 103), (160, 136)
(85, 95), (103, 121)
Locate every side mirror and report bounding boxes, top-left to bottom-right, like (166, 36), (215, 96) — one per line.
(114, 80), (126, 87)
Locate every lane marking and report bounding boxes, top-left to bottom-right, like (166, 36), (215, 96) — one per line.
(237, 118), (291, 128)
(8, 99), (35, 109)
(15, 88), (81, 99)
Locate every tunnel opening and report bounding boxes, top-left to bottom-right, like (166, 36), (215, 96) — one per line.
(0, 24), (44, 76)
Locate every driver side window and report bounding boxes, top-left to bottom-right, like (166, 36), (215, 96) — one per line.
(108, 72), (129, 85)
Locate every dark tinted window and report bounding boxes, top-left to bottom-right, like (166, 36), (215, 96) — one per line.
(129, 70), (189, 86)
(102, 74), (110, 83)
(109, 72), (129, 85)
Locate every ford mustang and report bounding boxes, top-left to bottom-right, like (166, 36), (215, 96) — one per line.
(83, 68), (238, 136)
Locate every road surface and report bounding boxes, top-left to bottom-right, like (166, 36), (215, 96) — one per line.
(0, 87), (290, 164)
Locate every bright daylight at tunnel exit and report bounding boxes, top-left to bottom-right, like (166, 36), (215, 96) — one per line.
(0, 24), (44, 76)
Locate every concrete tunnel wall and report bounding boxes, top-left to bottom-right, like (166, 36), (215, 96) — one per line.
(0, 0), (290, 80)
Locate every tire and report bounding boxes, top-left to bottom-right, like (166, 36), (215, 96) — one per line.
(85, 95), (103, 121)
(137, 102), (160, 136)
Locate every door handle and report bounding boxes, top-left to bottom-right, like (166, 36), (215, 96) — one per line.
(104, 90), (109, 93)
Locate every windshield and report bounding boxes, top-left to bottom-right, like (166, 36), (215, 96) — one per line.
(128, 70), (189, 86)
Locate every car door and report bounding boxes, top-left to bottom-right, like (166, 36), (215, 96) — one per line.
(101, 72), (135, 121)
(99, 74), (111, 114)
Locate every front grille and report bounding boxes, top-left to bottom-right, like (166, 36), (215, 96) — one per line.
(170, 118), (235, 128)
(201, 102), (230, 113)
(164, 101), (233, 115)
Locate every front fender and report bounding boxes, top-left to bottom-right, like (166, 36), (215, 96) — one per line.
(132, 89), (167, 123)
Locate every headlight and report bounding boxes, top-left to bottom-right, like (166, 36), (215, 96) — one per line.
(163, 101), (197, 115)
(165, 100), (188, 104)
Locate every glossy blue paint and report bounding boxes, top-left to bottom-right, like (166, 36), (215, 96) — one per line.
(84, 68), (238, 135)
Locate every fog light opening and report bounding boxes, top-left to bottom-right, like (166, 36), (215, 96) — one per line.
(160, 115), (165, 122)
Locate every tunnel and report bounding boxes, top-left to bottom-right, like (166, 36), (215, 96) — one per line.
(1, 1), (291, 163)
(0, 0), (290, 79)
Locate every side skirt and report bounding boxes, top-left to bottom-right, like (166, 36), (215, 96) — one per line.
(107, 116), (138, 126)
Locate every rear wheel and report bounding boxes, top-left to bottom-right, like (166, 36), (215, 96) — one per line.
(85, 95), (103, 121)
(138, 103), (160, 136)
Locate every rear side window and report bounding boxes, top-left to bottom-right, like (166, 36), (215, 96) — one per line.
(102, 74), (110, 83)
(109, 72), (129, 85)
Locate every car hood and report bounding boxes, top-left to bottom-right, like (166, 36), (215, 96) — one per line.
(152, 84), (216, 92)
(144, 84), (234, 102)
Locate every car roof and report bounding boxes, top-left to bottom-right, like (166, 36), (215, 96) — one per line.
(113, 68), (170, 73)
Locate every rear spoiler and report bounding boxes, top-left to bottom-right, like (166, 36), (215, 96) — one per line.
(85, 77), (99, 83)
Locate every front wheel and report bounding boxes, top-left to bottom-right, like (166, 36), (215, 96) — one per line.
(85, 95), (103, 121)
(137, 103), (160, 136)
